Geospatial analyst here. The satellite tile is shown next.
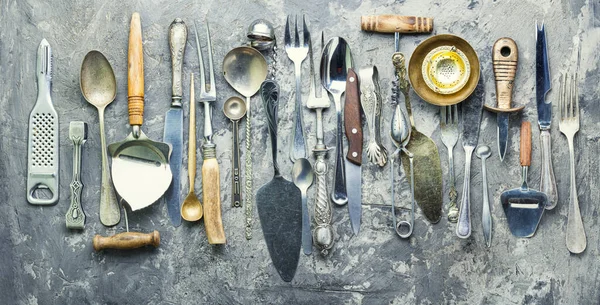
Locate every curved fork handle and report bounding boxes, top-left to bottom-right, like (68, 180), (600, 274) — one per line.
(540, 130), (558, 209)
(456, 147), (474, 238)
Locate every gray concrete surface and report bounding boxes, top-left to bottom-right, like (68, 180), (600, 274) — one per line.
(1, 0), (599, 304)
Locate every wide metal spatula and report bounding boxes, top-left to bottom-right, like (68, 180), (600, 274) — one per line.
(108, 12), (172, 211)
(256, 80), (302, 282)
(501, 121), (548, 237)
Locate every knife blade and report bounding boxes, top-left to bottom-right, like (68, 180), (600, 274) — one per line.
(163, 19), (187, 227)
(344, 69), (363, 235)
(484, 38), (523, 162)
(456, 77), (485, 238)
(536, 21), (558, 209)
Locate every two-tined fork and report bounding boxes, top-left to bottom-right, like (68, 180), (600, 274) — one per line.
(285, 15), (309, 162)
(559, 73), (586, 254)
(440, 105), (459, 222)
(194, 22), (226, 244)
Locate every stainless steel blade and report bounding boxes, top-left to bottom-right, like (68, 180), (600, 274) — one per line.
(536, 22), (552, 129)
(163, 108), (183, 226)
(346, 160), (361, 235)
(497, 112), (509, 161)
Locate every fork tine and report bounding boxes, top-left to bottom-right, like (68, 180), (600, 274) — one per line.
(559, 74), (564, 120)
(569, 74), (574, 118)
(452, 104), (458, 124)
(440, 106), (446, 125)
(303, 15), (309, 48)
(294, 15), (300, 47)
(194, 21), (205, 93)
(284, 15), (291, 47)
(206, 21), (215, 93)
(574, 73), (579, 119)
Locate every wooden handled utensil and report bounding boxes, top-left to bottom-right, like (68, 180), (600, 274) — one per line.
(484, 38), (524, 161)
(361, 15), (433, 33)
(93, 231), (160, 251)
(96, 13), (169, 251)
(500, 121), (548, 238)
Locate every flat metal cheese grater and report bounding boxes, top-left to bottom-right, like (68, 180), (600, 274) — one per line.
(27, 39), (59, 205)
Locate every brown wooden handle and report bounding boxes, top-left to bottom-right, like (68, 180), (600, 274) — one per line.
(202, 157), (226, 244)
(361, 15), (433, 33)
(344, 69), (363, 165)
(128, 12), (144, 126)
(93, 231), (160, 251)
(492, 37), (518, 110)
(520, 121), (531, 167)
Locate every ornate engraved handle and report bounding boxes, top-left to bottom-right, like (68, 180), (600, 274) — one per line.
(169, 18), (187, 102)
(312, 152), (333, 255)
(66, 132), (85, 229)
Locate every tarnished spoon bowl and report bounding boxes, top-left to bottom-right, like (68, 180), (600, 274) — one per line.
(223, 96), (247, 121)
(222, 47), (268, 98)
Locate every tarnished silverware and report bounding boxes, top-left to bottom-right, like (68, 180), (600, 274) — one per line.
(223, 97), (247, 208)
(390, 98), (414, 238)
(66, 121), (87, 230)
(284, 15), (309, 162)
(475, 145), (492, 247)
(456, 78), (485, 239)
(195, 21), (226, 244)
(80, 51), (120, 225)
(307, 32), (334, 255)
(440, 105), (459, 222)
(559, 73), (585, 254)
(393, 33), (443, 223)
(360, 66), (388, 167)
(222, 47), (268, 240)
(321, 37), (353, 206)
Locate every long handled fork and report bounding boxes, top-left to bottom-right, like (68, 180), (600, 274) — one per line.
(194, 22), (226, 244)
(559, 73), (585, 254)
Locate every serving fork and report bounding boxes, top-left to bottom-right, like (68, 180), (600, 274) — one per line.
(559, 73), (586, 254)
(440, 105), (459, 222)
(285, 15), (309, 162)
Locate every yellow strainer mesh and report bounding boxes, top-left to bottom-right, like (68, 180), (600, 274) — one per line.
(422, 46), (471, 95)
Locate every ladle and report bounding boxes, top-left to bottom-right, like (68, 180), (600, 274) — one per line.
(223, 46), (268, 239)
(223, 96), (247, 208)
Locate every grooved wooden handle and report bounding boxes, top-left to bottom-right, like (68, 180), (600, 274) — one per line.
(344, 69), (363, 165)
(492, 37), (518, 110)
(202, 158), (226, 244)
(128, 12), (144, 126)
(520, 121), (531, 167)
(93, 231), (160, 251)
(361, 15), (433, 33)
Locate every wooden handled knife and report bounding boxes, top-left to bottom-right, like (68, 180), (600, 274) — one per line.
(344, 68), (363, 235)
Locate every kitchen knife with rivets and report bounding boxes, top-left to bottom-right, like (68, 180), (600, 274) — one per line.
(344, 68), (363, 235)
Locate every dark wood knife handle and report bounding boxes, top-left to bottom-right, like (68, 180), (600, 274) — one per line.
(520, 121), (531, 167)
(344, 69), (362, 165)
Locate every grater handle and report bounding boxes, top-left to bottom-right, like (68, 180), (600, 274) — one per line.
(520, 121), (532, 167)
(93, 231), (160, 251)
(128, 12), (144, 127)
